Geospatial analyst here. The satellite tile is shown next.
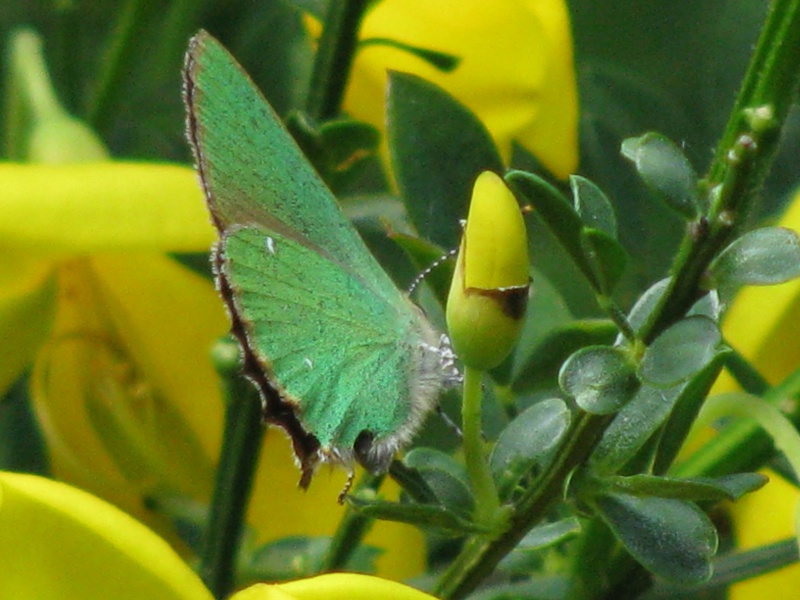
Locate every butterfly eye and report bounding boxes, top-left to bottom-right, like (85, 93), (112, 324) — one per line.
(353, 430), (376, 464)
(354, 429), (392, 475)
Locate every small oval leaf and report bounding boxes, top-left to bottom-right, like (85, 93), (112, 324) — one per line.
(591, 384), (683, 475)
(709, 226), (800, 289)
(490, 398), (571, 499)
(622, 133), (699, 219)
(595, 493), (717, 585)
(505, 170), (596, 288)
(404, 448), (474, 515)
(602, 472), (767, 501)
(639, 315), (721, 387)
(559, 346), (640, 415)
(570, 175), (618, 237)
(513, 319), (618, 394)
(580, 227), (628, 294)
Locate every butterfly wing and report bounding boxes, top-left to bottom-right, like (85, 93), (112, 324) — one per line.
(220, 227), (443, 477)
(184, 31), (396, 305)
(183, 31), (447, 483)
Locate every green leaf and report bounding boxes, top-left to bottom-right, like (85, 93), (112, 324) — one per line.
(489, 398), (571, 500)
(360, 38), (460, 72)
(499, 518), (582, 574)
(387, 460), (439, 504)
(284, 112), (380, 190)
(519, 518), (582, 552)
(512, 319), (618, 394)
(625, 278), (670, 336)
(580, 227), (628, 294)
(640, 315), (722, 387)
(346, 495), (489, 536)
(570, 175), (618, 237)
(387, 72), (503, 248)
(621, 132), (700, 219)
(594, 493), (717, 585)
(651, 349), (730, 474)
(591, 384), (684, 475)
(506, 170), (597, 289)
(601, 473), (766, 501)
(709, 226), (800, 292)
(318, 119), (380, 169)
(403, 448), (474, 516)
(559, 346), (640, 415)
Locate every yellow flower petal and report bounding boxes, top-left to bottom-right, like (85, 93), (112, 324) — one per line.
(729, 472), (800, 600)
(0, 471), (212, 599)
(345, 0), (578, 178)
(232, 584), (296, 600)
(0, 253), (56, 394)
(231, 574), (436, 600)
(463, 172), (529, 290)
(0, 162), (215, 253)
(31, 254), (227, 522)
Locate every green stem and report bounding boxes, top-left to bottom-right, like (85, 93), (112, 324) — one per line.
(435, 411), (611, 599)
(200, 340), (265, 600)
(597, 295), (636, 342)
(639, 0), (800, 345)
(304, 0), (369, 121)
(461, 366), (502, 525)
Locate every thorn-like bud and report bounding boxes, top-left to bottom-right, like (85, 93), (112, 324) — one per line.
(446, 171), (530, 369)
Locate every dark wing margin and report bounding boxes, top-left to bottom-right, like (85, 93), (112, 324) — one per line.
(212, 241), (322, 488)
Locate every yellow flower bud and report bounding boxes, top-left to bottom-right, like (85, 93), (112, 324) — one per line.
(446, 171), (530, 369)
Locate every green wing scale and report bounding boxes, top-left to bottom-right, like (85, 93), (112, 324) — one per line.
(184, 31), (457, 487)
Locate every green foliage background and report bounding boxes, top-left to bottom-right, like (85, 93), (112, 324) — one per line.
(2, 1), (800, 597)
(4, 0), (797, 311)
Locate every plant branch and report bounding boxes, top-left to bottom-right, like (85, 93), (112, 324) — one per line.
(304, 0), (370, 122)
(639, 0), (800, 344)
(435, 412), (611, 599)
(200, 340), (265, 600)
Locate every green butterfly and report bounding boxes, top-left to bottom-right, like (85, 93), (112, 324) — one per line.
(183, 31), (459, 488)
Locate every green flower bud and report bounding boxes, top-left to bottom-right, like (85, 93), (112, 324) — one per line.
(446, 171), (530, 369)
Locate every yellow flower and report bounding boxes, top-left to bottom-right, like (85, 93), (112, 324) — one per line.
(0, 162), (225, 525)
(0, 470), (214, 599)
(0, 471), (432, 600)
(446, 171), (530, 369)
(712, 190), (800, 599)
(343, 0), (578, 179)
(230, 573), (437, 600)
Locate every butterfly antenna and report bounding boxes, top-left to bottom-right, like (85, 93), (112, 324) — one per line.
(407, 247), (459, 296)
(436, 405), (463, 439)
(338, 469), (355, 504)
